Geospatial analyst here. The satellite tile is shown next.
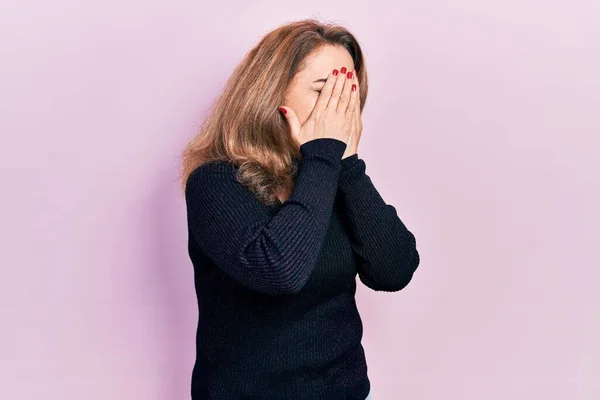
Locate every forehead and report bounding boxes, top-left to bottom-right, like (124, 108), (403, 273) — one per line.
(296, 45), (355, 80)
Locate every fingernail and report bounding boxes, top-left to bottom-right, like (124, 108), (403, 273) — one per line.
(278, 107), (287, 115)
(347, 72), (353, 79)
(352, 84), (356, 92)
(333, 69), (339, 76)
(340, 67), (347, 74)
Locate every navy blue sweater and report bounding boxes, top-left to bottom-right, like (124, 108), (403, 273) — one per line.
(185, 138), (420, 399)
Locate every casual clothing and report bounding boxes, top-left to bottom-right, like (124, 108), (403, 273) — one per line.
(185, 138), (420, 399)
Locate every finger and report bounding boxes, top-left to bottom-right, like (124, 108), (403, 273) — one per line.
(326, 66), (348, 112)
(312, 68), (339, 115)
(346, 70), (359, 118)
(353, 70), (361, 114)
(336, 69), (354, 114)
(278, 106), (301, 138)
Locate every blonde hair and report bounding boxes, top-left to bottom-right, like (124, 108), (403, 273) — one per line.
(180, 18), (369, 206)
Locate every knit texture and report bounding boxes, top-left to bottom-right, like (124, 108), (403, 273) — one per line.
(185, 138), (420, 399)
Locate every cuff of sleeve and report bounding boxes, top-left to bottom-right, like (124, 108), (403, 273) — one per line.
(338, 155), (367, 192)
(340, 153), (360, 171)
(300, 138), (347, 159)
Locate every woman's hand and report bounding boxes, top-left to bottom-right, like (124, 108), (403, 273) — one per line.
(342, 70), (362, 159)
(279, 68), (358, 150)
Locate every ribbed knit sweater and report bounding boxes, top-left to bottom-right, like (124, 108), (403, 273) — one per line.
(184, 138), (420, 399)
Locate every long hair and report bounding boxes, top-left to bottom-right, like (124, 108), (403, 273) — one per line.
(180, 18), (369, 206)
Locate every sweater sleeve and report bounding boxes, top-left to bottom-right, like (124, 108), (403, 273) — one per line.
(338, 154), (420, 292)
(185, 138), (347, 296)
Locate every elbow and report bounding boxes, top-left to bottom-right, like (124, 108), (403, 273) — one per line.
(262, 276), (309, 296)
(387, 267), (417, 292)
(241, 273), (309, 296)
(275, 265), (313, 295)
(393, 248), (420, 291)
(389, 235), (421, 291)
(392, 247), (420, 291)
(237, 236), (315, 295)
(361, 248), (420, 292)
(278, 281), (306, 295)
(244, 259), (314, 296)
(364, 270), (415, 292)
(266, 249), (317, 295)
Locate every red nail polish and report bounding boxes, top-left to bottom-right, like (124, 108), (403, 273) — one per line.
(333, 69), (339, 76)
(347, 72), (353, 79)
(352, 84), (356, 92)
(340, 67), (347, 74)
(279, 107), (287, 115)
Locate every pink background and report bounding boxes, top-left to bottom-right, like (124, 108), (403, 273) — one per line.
(1, 1), (598, 399)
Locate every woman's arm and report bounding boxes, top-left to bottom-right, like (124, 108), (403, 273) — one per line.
(185, 138), (347, 296)
(338, 154), (420, 292)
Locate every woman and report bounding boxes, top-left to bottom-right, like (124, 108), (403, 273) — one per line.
(181, 18), (420, 400)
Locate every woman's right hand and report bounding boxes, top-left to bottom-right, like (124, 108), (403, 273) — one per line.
(279, 68), (358, 149)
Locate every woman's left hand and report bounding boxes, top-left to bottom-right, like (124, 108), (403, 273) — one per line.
(342, 70), (362, 159)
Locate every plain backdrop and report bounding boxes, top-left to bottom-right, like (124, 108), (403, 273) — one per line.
(1, 1), (598, 399)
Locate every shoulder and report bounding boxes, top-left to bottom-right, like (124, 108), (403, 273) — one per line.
(185, 160), (249, 205)
(185, 161), (266, 215)
(187, 160), (237, 187)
